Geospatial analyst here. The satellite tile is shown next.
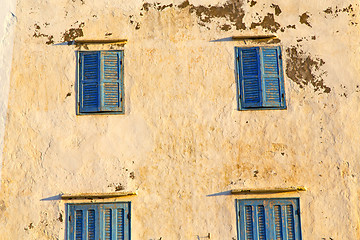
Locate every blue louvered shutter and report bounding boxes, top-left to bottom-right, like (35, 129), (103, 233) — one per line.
(268, 199), (301, 240)
(237, 47), (262, 108)
(79, 52), (100, 112)
(238, 200), (271, 240)
(68, 204), (101, 240)
(99, 202), (130, 240)
(100, 51), (123, 112)
(237, 199), (301, 240)
(260, 47), (286, 108)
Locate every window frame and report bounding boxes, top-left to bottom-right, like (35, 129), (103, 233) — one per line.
(76, 50), (125, 115)
(235, 46), (287, 111)
(236, 198), (302, 240)
(66, 201), (131, 240)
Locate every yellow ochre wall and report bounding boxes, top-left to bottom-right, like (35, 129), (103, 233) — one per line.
(0, 0), (360, 239)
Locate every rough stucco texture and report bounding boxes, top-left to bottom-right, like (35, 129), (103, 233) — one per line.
(1, 0), (360, 239)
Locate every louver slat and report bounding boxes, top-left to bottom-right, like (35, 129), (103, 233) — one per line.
(257, 205), (267, 240)
(238, 47), (262, 108)
(245, 205), (254, 240)
(261, 47), (283, 107)
(101, 52), (122, 111)
(88, 209), (96, 240)
(79, 52), (100, 112)
(274, 205), (283, 240)
(75, 210), (83, 240)
(105, 208), (112, 240)
(286, 205), (295, 240)
(117, 208), (125, 240)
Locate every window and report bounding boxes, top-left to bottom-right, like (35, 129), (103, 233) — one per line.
(236, 46), (286, 110)
(77, 50), (124, 114)
(66, 202), (131, 240)
(236, 198), (302, 240)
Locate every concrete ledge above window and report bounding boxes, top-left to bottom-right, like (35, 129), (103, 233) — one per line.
(231, 187), (306, 194)
(61, 191), (137, 200)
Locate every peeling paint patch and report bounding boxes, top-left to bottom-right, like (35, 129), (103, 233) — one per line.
(62, 22), (84, 42)
(250, 13), (280, 33)
(324, 4), (354, 16)
(58, 213), (63, 222)
(271, 4), (282, 16)
(220, 24), (231, 31)
(323, 5), (357, 25)
(300, 12), (312, 27)
(24, 223), (33, 231)
(108, 183), (125, 191)
(286, 47), (330, 93)
(72, 0), (85, 5)
(248, 0), (257, 7)
(129, 15), (141, 30)
(141, 0), (246, 30)
(186, 0), (246, 30)
(32, 23), (54, 45)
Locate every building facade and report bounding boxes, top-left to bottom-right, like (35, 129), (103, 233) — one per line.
(0, 0), (360, 239)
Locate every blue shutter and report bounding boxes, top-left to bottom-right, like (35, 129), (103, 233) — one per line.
(100, 51), (123, 112)
(269, 199), (301, 240)
(99, 202), (130, 240)
(68, 202), (130, 240)
(238, 200), (271, 240)
(237, 47), (262, 108)
(237, 199), (301, 240)
(260, 47), (286, 108)
(68, 204), (100, 240)
(79, 52), (100, 112)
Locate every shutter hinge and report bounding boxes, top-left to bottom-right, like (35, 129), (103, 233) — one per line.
(237, 56), (240, 61)
(296, 209), (300, 215)
(282, 93), (284, 98)
(79, 58), (81, 64)
(69, 216), (71, 222)
(279, 54), (282, 60)
(127, 213), (130, 220)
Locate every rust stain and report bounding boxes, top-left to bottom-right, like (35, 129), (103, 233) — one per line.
(286, 47), (331, 93)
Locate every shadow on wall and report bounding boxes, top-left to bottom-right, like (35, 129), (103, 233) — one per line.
(206, 190), (232, 197)
(40, 194), (62, 201)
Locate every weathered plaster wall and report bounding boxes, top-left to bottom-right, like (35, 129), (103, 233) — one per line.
(1, 0), (360, 239)
(0, 0), (17, 190)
